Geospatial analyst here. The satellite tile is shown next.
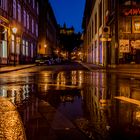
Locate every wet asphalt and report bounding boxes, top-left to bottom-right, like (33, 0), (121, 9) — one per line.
(1, 62), (140, 140)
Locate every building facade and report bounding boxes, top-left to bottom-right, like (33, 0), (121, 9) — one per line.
(82, 0), (140, 67)
(38, 0), (58, 58)
(0, 0), (39, 65)
(59, 24), (83, 60)
(117, 0), (140, 64)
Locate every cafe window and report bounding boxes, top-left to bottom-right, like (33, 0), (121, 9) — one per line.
(132, 18), (140, 33)
(119, 16), (131, 33)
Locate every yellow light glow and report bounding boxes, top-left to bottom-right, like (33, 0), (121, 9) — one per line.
(12, 27), (18, 34)
(44, 44), (47, 48)
(115, 96), (140, 106)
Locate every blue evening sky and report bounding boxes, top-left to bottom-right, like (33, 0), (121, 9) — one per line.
(49, 0), (86, 33)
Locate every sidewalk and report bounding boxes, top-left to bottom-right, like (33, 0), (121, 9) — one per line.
(0, 64), (36, 73)
(80, 62), (140, 75)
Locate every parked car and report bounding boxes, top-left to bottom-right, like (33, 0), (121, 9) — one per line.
(35, 56), (51, 65)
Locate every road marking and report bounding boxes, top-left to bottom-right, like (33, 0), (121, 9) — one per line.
(115, 96), (140, 106)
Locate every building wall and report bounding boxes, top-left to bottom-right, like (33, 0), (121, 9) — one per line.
(0, 0), (39, 65)
(83, 0), (108, 67)
(83, 0), (140, 67)
(38, 0), (58, 57)
(118, 0), (140, 64)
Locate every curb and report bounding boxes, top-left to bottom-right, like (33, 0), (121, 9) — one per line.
(0, 65), (36, 74)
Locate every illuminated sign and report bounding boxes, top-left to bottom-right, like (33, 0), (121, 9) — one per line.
(124, 8), (140, 16)
(119, 39), (130, 53)
(131, 40), (140, 49)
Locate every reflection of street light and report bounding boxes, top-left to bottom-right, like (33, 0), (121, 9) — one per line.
(12, 27), (17, 66)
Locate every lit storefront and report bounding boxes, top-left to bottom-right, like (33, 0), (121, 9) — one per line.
(119, 0), (140, 64)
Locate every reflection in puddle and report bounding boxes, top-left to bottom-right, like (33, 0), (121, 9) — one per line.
(79, 72), (140, 139)
(1, 70), (140, 139)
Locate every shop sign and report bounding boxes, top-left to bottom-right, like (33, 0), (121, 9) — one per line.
(119, 39), (129, 53)
(124, 8), (140, 16)
(131, 40), (140, 49)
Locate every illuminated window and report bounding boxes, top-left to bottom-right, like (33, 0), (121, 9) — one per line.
(16, 37), (20, 54)
(11, 34), (15, 53)
(134, 21), (140, 31)
(2, 40), (7, 57)
(120, 17), (131, 33)
(22, 40), (25, 55)
(133, 18), (140, 33)
(26, 41), (28, 56)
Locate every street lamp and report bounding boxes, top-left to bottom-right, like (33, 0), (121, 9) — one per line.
(12, 27), (17, 66)
(44, 44), (47, 56)
(12, 27), (17, 34)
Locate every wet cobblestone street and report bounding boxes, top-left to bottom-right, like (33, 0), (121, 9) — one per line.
(1, 63), (140, 140)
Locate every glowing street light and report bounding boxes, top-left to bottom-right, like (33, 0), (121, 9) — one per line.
(12, 27), (17, 34)
(44, 44), (47, 48)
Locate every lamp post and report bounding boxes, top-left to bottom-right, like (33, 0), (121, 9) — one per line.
(12, 27), (17, 66)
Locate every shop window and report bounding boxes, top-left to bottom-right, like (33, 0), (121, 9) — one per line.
(120, 17), (131, 33)
(132, 18), (140, 33)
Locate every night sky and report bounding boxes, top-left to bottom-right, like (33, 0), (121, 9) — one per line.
(49, 0), (86, 33)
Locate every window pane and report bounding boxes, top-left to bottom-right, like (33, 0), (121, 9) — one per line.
(119, 17), (131, 33)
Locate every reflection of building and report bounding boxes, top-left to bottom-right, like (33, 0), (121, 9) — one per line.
(0, 0), (39, 65)
(82, 71), (112, 139)
(82, 0), (140, 67)
(38, 0), (58, 57)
